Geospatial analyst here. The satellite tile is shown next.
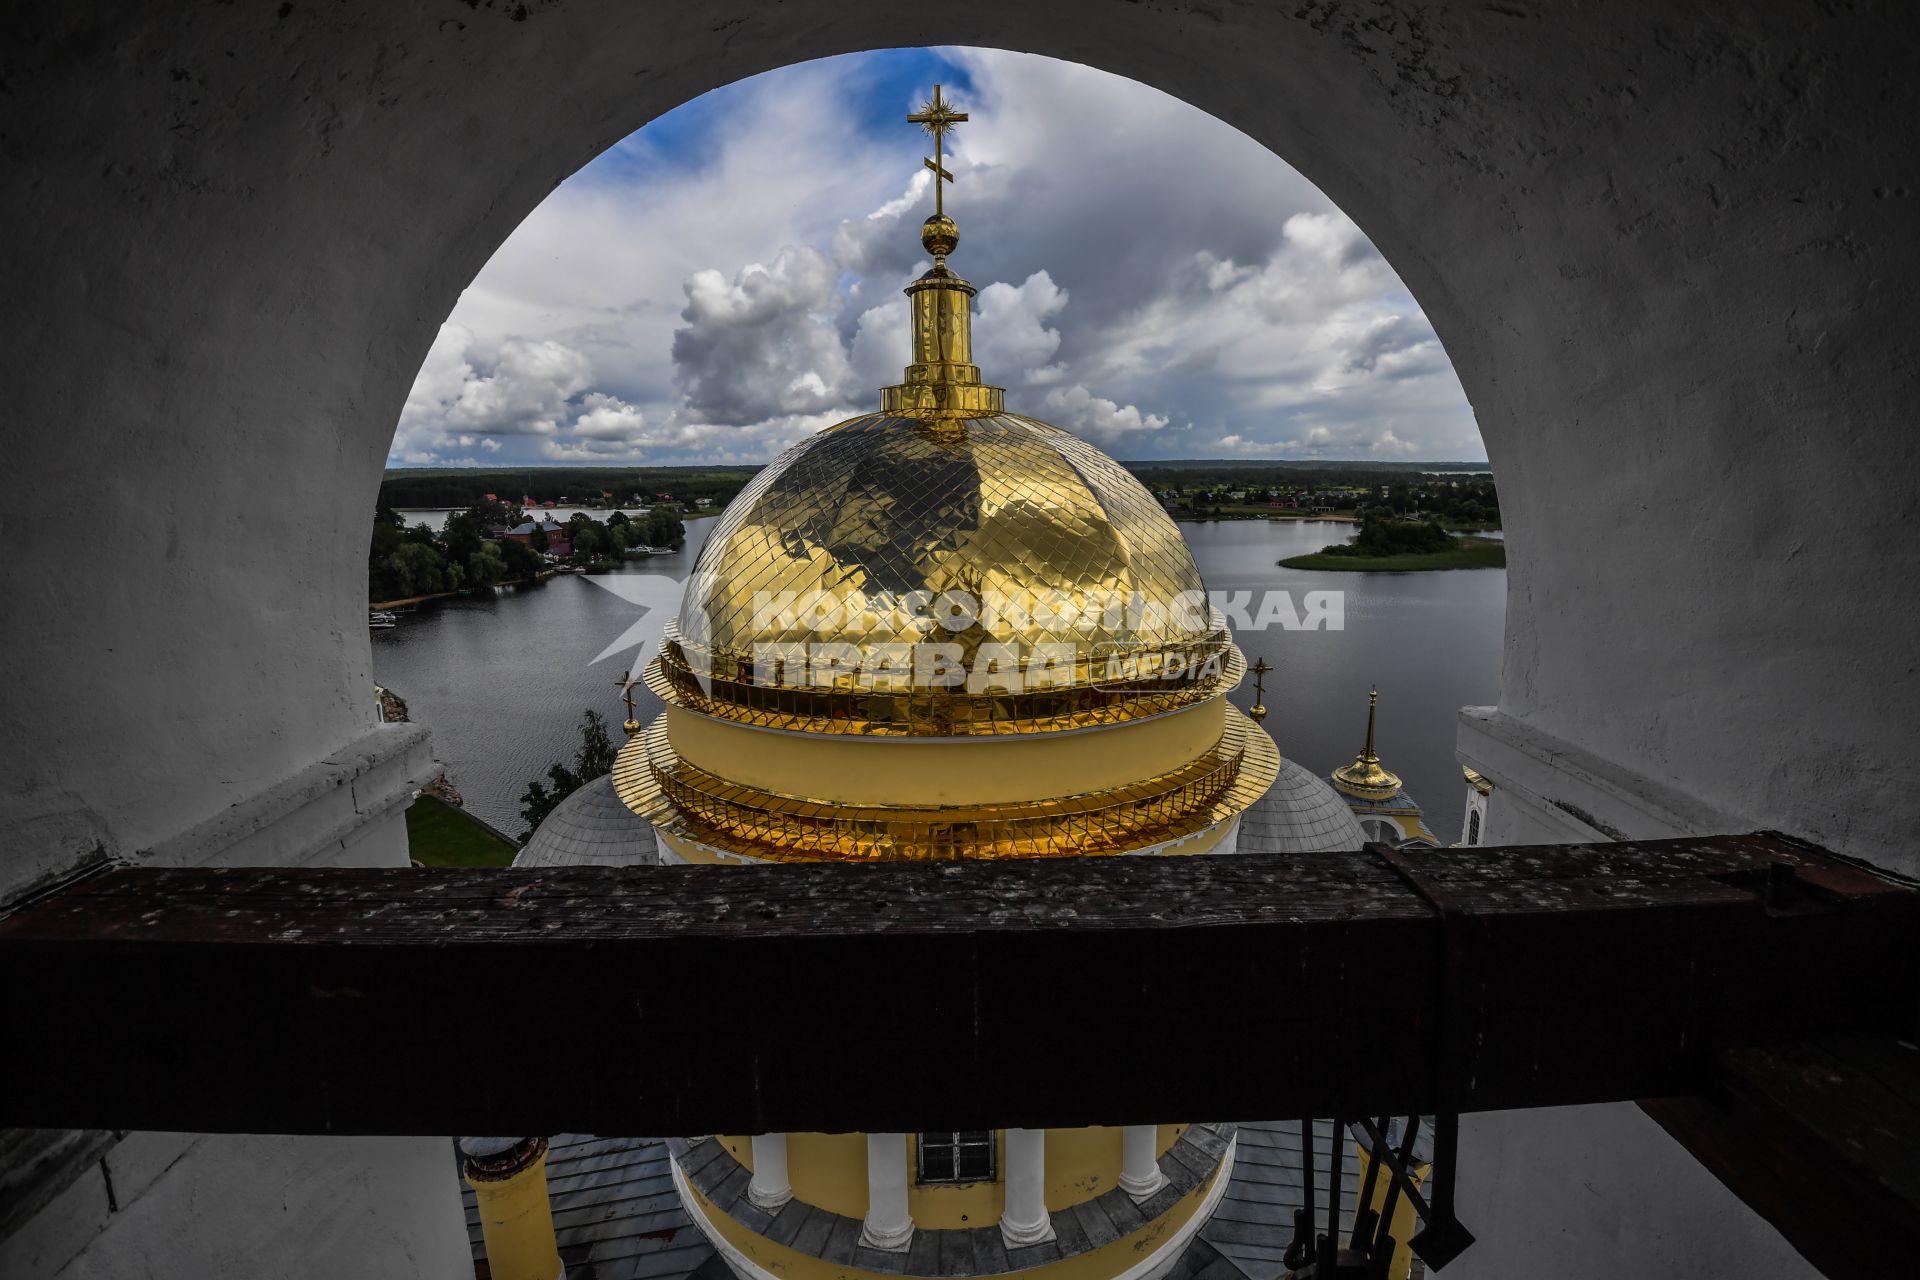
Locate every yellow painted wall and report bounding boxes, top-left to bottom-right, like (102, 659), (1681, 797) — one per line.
(731, 1126), (1206, 1231)
(740, 1127), (1204, 1230)
(1043, 1126), (1121, 1210)
(787, 1132), (873, 1221)
(683, 1146), (1227, 1280)
(666, 700), (1225, 807)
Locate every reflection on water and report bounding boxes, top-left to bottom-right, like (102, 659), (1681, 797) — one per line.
(372, 516), (1504, 840)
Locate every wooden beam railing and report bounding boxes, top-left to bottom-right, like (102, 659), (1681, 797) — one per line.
(1, 832), (1912, 1139)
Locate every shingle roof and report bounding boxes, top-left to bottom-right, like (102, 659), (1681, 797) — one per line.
(516, 775), (660, 869)
(1237, 759), (1369, 853)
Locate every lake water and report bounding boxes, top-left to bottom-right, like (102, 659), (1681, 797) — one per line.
(371, 516), (1505, 841)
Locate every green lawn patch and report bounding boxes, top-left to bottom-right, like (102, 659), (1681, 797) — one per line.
(404, 794), (520, 867)
(1279, 535), (1507, 572)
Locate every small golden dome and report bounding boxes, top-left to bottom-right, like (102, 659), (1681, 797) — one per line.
(1331, 687), (1403, 801)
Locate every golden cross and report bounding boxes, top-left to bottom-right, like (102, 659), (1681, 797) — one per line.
(1249, 656), (1272, 724)
(908, 84), (968, 217)
(614, 669), (641, 739)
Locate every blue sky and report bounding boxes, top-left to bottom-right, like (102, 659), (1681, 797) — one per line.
(391, 48), (1483, 468)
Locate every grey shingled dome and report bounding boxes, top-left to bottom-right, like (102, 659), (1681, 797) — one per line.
(516, 774), (660, 868)
(1236, 757), (1368, 853)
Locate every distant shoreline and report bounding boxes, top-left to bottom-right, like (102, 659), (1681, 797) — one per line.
(371, 569), (557, 611)
(1279, 535), (1506, 573)
(1170, 511), (1361, 524)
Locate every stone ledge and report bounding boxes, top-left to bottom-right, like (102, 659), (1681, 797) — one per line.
(668, 1126), (1235, 1277)
(1455, 706), (1741, 844)
(140, 722), (435, 869)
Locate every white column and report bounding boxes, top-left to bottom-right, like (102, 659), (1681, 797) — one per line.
(748, 1133), (792, 1211)
(1118, 1125), (1168, 1199)
(1000, 1128), (1055, 1246)
(861, 1132), (913, 1251)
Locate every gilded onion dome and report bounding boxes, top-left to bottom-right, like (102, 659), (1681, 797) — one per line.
(617, 85), (1279, 864)
(649, 411), (1239, 737)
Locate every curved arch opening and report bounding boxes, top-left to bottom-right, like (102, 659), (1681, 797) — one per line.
(374, 46), (1502, 842)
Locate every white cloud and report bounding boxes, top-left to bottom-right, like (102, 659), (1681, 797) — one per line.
(391, 48), (1482, 467)
(672, 246), (856, 425)
(973, 271), (1067, 384)
(1041, 384), (1169, 437)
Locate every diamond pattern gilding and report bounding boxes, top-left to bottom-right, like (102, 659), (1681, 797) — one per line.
(670, 413), (1225, 736)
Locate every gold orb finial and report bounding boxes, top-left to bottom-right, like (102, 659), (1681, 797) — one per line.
(922, 213), (959, 258)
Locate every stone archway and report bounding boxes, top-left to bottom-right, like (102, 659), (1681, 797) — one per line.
(3, 4), (1915, 1278)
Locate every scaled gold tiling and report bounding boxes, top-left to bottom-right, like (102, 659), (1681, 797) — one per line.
(666, 412), (1231, 736)
(613, 706), (1281, 863)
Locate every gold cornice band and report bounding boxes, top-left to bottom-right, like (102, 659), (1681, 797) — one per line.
(613, 704), (1279, 862)
(664, 700), (1226, 807)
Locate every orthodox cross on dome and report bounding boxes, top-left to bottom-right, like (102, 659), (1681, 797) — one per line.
(614, 669), (642, 740)
(908, 84), (967, 217)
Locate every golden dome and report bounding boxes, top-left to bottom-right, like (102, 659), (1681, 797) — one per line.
(648, 411), (1240, 737)
(617, 83), (1280, 862)
(1331, 687), (1404, 801)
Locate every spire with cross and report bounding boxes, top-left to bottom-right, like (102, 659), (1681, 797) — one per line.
(908, 84), (967, 218)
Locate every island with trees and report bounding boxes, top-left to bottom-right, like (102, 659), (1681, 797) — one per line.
(1278, 511), (1506, 571)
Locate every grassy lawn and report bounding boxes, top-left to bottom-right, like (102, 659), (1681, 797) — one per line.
(1279, 535), (1507, 572)
(404, 794), (520, 867)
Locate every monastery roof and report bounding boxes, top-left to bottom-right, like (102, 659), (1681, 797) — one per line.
(515, 774), (659, 869)
(1238, 758), (1369, 853)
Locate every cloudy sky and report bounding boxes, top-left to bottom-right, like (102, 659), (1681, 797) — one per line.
(390, 48), (1483, 469)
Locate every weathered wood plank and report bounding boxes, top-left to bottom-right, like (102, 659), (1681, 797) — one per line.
(0, 834), (1912, 1137)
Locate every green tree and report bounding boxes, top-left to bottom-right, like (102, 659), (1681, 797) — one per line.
(571, 521), (607, 561)
(518, 763), (580, 840)
(441, 510), (486, 567)
(644, 509), (685, 548)
(1325, 513), (1452, 558)
(466, 542), (507, 588)
(518, 710), (619, 838)
(383, 542), (457, 597)
(497, 538), (542, 581)
(528, 522), (549, 554)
